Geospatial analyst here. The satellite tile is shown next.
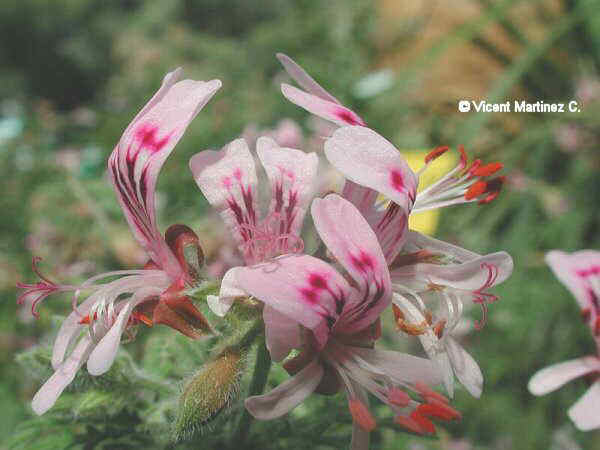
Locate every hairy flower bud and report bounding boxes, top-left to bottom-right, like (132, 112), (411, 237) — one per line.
(174, 350), (245, 441)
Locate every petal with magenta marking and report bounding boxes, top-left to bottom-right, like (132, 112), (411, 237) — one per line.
(109, 72), (221, 277)
(217, 255), (353, 348)
(190, 139), (259, 260)
(324, 126), (417, 213)
(256, 136), (318, 239)
(546, 250), (600, 313)
(281, 84), (366, 127)
(312, 194), (391, 333)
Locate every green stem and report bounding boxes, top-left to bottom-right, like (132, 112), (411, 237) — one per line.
(231, 338), (272, 447)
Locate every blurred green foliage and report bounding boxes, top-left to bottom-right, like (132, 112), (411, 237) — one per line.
(2, 0), (600, 449)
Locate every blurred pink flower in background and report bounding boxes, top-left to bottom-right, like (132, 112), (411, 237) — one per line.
(529, 250), (600, 431)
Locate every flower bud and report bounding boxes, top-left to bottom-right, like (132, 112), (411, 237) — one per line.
(174, 350), (245, 441)
(165, 224), (204, 282)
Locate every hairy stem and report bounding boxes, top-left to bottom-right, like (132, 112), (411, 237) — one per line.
(230, 338), (272, 447)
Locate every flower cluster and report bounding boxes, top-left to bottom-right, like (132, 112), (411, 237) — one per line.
(17, 55), (513, 448)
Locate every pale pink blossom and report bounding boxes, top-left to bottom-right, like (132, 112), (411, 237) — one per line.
(278, 54), (513, 398)
(17, 69), (221, 415)
(528, 250), (600, 431)
(217, 194), (459, 447)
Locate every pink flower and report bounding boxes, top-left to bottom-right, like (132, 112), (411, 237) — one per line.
(217, 194), (459, 446)
(278, 54), (513, 398)
(16, 69), (221, 415)
(528, 250), (600, 431)
(189, 135), (318, 276)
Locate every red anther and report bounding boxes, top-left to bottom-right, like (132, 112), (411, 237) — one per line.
(581, 308), (591, 323)
(478, 191), (500, 205)
(595, 317), (600, 337)
(78, 312), (98, 325)
(131, 311), (153, 327)
(472, 162), (504, 177)
(425, 146), (450, 163)
(465, 180), (487, 200)
(458, 145), (468, 169)
(418, 401), (461, 421)
(433, 319), (446, 339)
(410, 410), (436, 434)
(388, 388), (411, 407)
(415, 382), (449, 404)
(348, 398), (376, 432)
(394, 414), (424, 434)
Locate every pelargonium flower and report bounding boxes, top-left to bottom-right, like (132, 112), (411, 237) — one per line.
(528, 250), (600, 431)
(215, 194), (459, 447)
(189, 135), (318, 327)
(16, 69), (221, 415)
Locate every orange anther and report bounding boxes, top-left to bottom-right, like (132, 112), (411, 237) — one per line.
(465, 181), (487, 200)
(472, 162), (504, 177)
(478, 191), (500, 205)
(348, 398), (376, 432)
(433, 319), (447, 339)
(425, 146), (450, 163)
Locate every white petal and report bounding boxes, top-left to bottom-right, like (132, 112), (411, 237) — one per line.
(528, 356), (600, 396)
(32, 336), (93, 415)
(86, 287), (161, 376)
(244, 358), (323, 420)
(445, 336), (483, 398)
(568, 382), (600, 431)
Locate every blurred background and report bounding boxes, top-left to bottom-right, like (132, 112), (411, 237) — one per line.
(1, 0), (600, 448)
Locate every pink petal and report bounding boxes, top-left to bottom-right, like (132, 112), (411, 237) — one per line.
(528, 356), (600, 396)
(568, 381), (600, 431)
(217, 255), (353, 348)
(32, 335), (93, 415)
(311, 194), (391, 333)
(445, 336), (483, 398)
(109, 72), (221, 278)
(244, 358), (323, 419)
(86, 287), (162, 376)
(189, 139), (259, 261)
(342, 181), (408, 264)
(263, 305), (301, 362)
(281, 84), (366, 127)
(256, 136), (318, 239)
(391, 251), (513, 292)
(324, 126), (417, 213)
(276, 53), (341, 104)
(546, 250), (600, 312)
